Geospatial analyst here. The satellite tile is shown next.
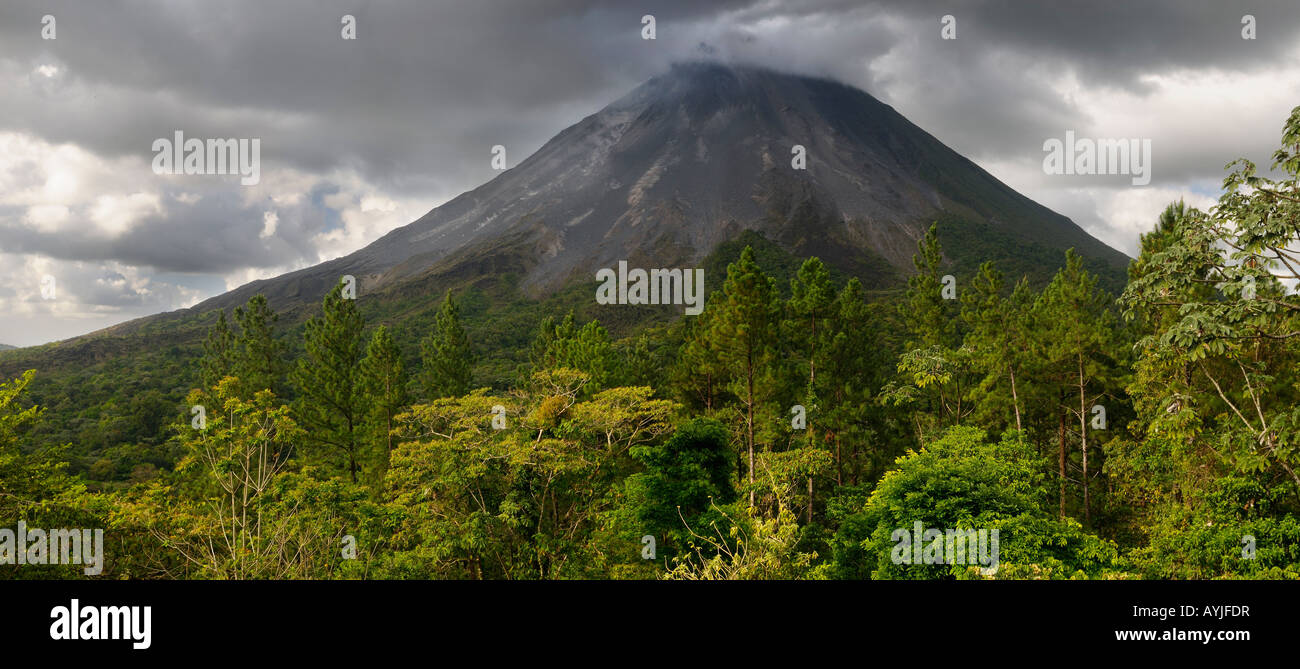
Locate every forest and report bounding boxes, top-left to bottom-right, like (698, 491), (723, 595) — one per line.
(3, 108), (1300, 580)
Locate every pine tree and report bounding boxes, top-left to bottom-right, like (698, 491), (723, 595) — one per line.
(1127, 200), (1188, 288)
(882, 224), (972, 443)
(619, 332), (657, 388)
(671, 302), (729, 413)
(1034, 250), (1115, 524)
(824, 278), (891, 485)
(788, 257), (837, 522)
(360, 325), (408, 486)
(961, 262), (1036, 434)
(903, 223), (959, 349)
(199, 310), (236, 390)
(527, 310), (616, 393)
(790, 257), (837, 391)
(528, 315), (558, 372)
(420, 290), (473, 399)
(234, 294), (287, 398)
(554, 319), (616, 391)
(293, 282), (369, 482)
(709, 246), (781, 507)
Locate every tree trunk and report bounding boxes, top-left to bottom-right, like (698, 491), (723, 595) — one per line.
(809, 317), (816, 386)
(808, 318), (816, 523)
(1078, 354), (1090, 525)
(349, 414), (359, 483)
(747, 351), (755, 508)
(835, 433), (843, 487)
(806, 420), (814, 523)
(1009, 365), (1022, 433)
(384, 411), (394, 478)
(807, 475), (814, 524)
(1058, 410), (1066, 519)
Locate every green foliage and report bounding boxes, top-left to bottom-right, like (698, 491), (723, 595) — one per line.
(671, 304), (729, 413)
(961, 262), (1037, 433)
(709, 246), (784, 505)
(665, 502), (817, 580)
(360, 325), (408, 488)
(904, 223), (959, 349)
(821, 280), (900, 485)
(419, 290), (473, 399)
(841, 426), (1118, 579)
(1033, 249), (1120, 524)
(233, 295), (289, 398)
(379, 372), (677, 578)
(199, 311), (236, 391)
(0, 370), (80, 523)
(1112, 108), (1300, 573)
(198, 295), (290, 401)
(625, 418), (735, 558)
(293, 282), (369, 482)
(164, 378), (305, 578)
(883, 225), (976, 442)
(1128, 477), (1300, 579)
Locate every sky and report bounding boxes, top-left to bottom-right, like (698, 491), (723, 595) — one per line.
(1, 0), (1298, 347)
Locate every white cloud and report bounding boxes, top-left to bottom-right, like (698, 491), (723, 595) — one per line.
(307, 170), (438, 262)
(260, 210), (279, 238)
(89, 192), (162, 237)
(0, 131), (161, 236)
(221, 263), (301, 293)
(0, 252), (203, 345)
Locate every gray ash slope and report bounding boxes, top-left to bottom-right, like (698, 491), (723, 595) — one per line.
(174, 63), (1130, 321)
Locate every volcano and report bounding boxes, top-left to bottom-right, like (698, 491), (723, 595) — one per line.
(184, 62), (1126, 316)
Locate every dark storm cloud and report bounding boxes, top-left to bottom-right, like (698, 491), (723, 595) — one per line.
(844, 0), (1300, 181)
(0, 1), (754, 188)
(880, 0), (1300, 87)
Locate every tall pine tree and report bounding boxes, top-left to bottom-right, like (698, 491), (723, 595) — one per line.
(361, 325), (408, 487)
(294, 282), (369, 482)
(823, 278), (892, 485)
(527, 310), (617, 394)
(709, 246), (781, 507)
(788, 257), (837, 522)
(961, 262), (1037, 434)
(1034, 250), (1116, 524)
(882, 224), (973, 443)
(234, 294), (287, 398)
(199, 310), (236, 390)
(420, 290), (473, 399)
(671, 302), (729, 413)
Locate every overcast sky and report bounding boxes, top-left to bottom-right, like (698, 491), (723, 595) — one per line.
(1, 0), (1298, 347)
